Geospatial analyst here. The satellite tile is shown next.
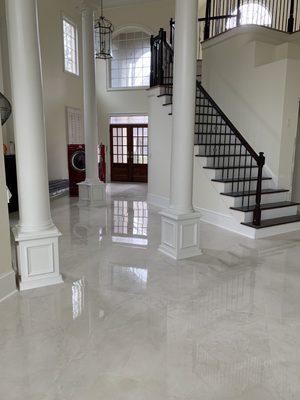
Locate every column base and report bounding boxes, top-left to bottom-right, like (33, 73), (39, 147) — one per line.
(159, 209), (202, 260)
(12, 225), (63, 291)
(78, 180), (106, 206)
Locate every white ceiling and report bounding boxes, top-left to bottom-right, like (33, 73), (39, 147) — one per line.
(103, 0), (161, 8)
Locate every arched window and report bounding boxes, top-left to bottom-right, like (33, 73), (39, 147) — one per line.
(110, 29), (151, 89)
(227, 3), (272, 30)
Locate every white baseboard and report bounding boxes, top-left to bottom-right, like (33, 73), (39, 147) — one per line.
(196, 207), (259, 238)
(0, 271), (17, 303)
(147, 193), (170, 209)
(195, 207), (300, 239)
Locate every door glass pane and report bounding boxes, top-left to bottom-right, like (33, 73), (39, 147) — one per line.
(133, 127), (148, 165)
(112, 127), (128, 164)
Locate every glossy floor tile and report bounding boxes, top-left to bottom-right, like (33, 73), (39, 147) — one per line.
(2, 183), (300, 399)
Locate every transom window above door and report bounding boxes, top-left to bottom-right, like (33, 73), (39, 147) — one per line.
(110, 30), (151, 89)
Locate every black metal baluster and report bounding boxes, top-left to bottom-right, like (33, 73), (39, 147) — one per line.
(288, 0), (295, 31)
(204, 0), (212, 39)
(253, 152), (265, 226)
(248, 157), (253, 209)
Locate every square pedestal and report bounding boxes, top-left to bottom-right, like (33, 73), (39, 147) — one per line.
(12, 226), (63, 291)
(78, 181), (106, 206)
(159, 210), (202, 260)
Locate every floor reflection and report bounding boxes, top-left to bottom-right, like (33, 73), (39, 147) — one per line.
(111, 200), (148, 247)
(72, 278), (85, 320)
(3, 184), (300, 400)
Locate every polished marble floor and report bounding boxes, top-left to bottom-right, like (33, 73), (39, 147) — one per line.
(2, 183), (300, 399)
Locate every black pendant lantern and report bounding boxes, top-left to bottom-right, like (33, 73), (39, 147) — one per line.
(94, 0), (114, 59)
(0, 92), (11, 126)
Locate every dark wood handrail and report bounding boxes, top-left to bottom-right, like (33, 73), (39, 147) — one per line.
(197, 82), (260, 163)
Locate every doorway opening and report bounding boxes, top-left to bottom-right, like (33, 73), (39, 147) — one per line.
(110, 116), (148, 183)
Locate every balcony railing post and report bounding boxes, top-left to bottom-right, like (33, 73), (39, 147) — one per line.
(157, 28), (165, 86)
(236, 0), (241, 27)
(150, 35), (155, 87)
(170, 18), (174, 46)
(253, 152), (265, 226)
(204, 0), (212, 40)
(288, 0), (295, 33)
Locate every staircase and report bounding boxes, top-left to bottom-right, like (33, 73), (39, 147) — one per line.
(153, 79), (300, 237)
(194, 82), (300, 235)
(149, 22), (300, 238)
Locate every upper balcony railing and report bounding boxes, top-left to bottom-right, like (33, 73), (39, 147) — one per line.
(167, 0), (300, 61)
(202, 0), (300, 41)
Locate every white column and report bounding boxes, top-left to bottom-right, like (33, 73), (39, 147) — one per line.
(6, 0), (63, 290)
(78, 6), (106, 205)
(159, 0), (202, 260)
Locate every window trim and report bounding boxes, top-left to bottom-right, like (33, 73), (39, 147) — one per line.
(62, 15), (80, 77)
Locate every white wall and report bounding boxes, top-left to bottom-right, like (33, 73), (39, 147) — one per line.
(202, 26), (300, 191)
(147, 88), (172, 207)
(0, 0), (84, 181)
(96, 0), (175, 181)
(38, 0), (84, 181)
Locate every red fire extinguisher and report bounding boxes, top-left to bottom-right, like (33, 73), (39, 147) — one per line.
(99, 143), (106, 182)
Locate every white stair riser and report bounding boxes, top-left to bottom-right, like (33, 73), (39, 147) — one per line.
(213, 168), (268, 180)
(213, 179), (272, 193)
(198, 145), (247, 156)
(195, 136), (239, 145)
(202, 156), (253, 168)
(222, 191), (288, 208)
(233, 205), (298, 223)
(195, 127), (233, 135)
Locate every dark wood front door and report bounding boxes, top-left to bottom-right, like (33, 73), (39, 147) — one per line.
(110, 124), (148, 183)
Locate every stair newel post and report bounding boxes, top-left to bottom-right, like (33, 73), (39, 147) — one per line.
(157, 28), (165, 86)
(288, 0), (295, 33)
(253, 152), (265, 226)
(236, 0), (242, 27)
(150, 35), (155, 87)
(170, 18), (174, 46)
(204, 0), (212, 40)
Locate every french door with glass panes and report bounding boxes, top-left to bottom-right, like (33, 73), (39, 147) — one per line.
(110, 124), (148, 182)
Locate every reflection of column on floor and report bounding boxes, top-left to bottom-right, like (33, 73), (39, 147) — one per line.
(69, 202), (108, 245)
(165, 269), (278, 398)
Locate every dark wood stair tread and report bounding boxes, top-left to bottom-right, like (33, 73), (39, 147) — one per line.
(231, 201), (300, 212)
(203, 165), (258, 170)
(198, 143), (243, 146)
(195, 122), (227, 126)
(196, 153), (251, 158)
(212, 177), (271, 183)
(221, 188), (289, 198)
(195, 133), (235, 136)
(242, 215), (300, 229)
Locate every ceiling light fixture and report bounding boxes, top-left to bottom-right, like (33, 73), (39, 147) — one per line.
(94, 0), (114, 59)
